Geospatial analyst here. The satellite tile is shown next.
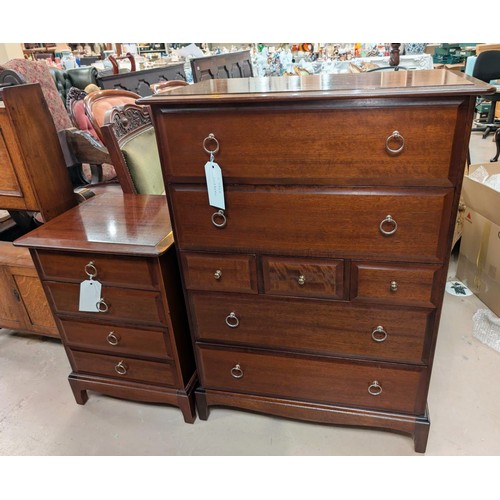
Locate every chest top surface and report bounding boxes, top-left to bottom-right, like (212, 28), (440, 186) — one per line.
(14, 192), (173, 256)
(138, 70), (494, 106)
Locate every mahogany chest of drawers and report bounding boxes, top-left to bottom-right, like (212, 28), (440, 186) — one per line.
(15, 193), (197, 422)
(142, 70), (492, 451)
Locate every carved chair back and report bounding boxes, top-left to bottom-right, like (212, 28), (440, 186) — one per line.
(100, 103), (164, 195)
(84, 89), (140, 143)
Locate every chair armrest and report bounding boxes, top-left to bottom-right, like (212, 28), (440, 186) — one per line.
(61, 127), (111, 164)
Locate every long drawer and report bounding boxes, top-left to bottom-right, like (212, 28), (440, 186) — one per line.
(36, 250), (159, 289)
(170, 186), (454, 262)
(45, 281), (166, 324)
(157, 104), (458, 187)
(59, 318), (172, 360)
(70, 350), (176, 386)
(190, 292), (434, 364)
(197, 346), (427, 414)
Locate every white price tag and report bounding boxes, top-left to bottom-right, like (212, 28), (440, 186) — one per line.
(79, 279), (102, 312)
(204, 161), (225, 210)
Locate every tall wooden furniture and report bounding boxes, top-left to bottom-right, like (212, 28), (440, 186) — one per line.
(0, 83), (77, 222)
(142, 70), (493, 452)
(15, 193), (197, 422)
(0, 83), (78, 338)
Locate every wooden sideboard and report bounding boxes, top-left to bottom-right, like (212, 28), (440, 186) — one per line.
(15, 193), (197, 421)
(190, 51), (253, 82)
(97, 63), (187, 97)
(141, 70), (493, 452)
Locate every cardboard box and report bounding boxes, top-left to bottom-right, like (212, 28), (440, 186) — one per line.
(456, 163), (500, 317)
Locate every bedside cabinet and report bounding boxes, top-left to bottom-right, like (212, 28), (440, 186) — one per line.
(142, 70), (493, 451)
(15, 193), (196, 422)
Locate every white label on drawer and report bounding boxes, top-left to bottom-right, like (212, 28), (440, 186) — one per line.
(204, 161), (225, 210)
(79, 279), (102, 312)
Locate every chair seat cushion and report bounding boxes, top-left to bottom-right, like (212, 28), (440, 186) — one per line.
(121, 127), (164, 194)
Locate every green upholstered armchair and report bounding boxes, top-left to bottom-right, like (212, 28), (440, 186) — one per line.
(100, 103), (164, 195)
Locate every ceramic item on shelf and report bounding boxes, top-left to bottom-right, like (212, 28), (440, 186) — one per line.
(61, 50), (76, 69)
(405, 43), (428, 55)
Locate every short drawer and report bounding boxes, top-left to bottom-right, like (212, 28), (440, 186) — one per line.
(45, 282), (166, 324)
(158, 104), (458, 187)
(197, 346), (427, 415)
(351, 262), (443, 307)
(59, 318), (171, 360)
(181, 252), (257, 294)
(70, 350), (176, 386)
(36, 250), (159, 289)
(170, 185), (454, 263)
(190, 292), (433, 364)
(262, 256), (345, 300)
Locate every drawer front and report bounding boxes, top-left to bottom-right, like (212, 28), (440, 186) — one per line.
(45, 282), (166, 324)
(351, 262), (442, 307)
(158, 104), (458, 186)
(70, 350), (176, 386)
(190, 293), (433, 364)
(197, 346), (426, 414)
(60, 318), (171, 360)
(171, 186), (453, 263)
(37, 250), (158, 289)
(181, 252), (258, 294)
(262, 256), (345, 300)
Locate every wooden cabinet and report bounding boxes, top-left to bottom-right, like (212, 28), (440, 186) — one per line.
(142, 70), (493, 452)
(0, 84), (76, 222)
(15, 193), (197, 422)
(0, 241), (58, 336)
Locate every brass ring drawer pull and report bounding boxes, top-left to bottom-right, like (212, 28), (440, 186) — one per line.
(203, 133), (219, 155)
(230, 364), (243, 379)
(297, 275), (306, 286)
(214, 269), (222, 280)
(85, 261), (97, 278)
(96, 299), (109, 313)
(106, 331), (120, 345)
(390, 280), (398, 292)
(225, 312), (240, 328)
(211, 209), (227, 228)
(115, 361), (127, 375)
(385, 130), (405, 155)
(371, 326), (388, 342)
(379, 215), (398, 236)
(368, 380), (383, 396)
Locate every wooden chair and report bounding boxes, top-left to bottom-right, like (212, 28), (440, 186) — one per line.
(84, 89), (140, 143)
(100, 103), (164, 195)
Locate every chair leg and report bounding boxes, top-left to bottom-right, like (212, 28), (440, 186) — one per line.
(491, 128), (500, 162)
(89, 164), (104, 183)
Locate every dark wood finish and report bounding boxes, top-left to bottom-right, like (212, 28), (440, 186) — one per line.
(108, 53), (136, 75)
(197, 346), (426, 414)
(60, 318), (171, 360)
(189, 293), (433, 364)
(181, 252), (258, 294)
(98, 63), (187, 97)
(390, 43), (401, 66)
(0, 84), (77, 221)
(350, 262), (442, 307)
(143, 70), (493, 452)
(15, 193), (196, 422)
(84, 89), (141, 144)
(154, 103), (461, 187)
(190, 51), (254, 83)
(170, 186), (454, 263)
(262, 256), (345, 300)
